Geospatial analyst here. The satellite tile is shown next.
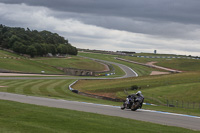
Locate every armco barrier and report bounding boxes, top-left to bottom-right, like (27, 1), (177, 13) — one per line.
(69, 80), (79, 91)
(143, 103), (157, 106)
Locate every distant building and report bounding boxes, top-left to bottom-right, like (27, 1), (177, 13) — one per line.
(47, 53), (53, 57)
(118, 51), (136, 54)
(154, 50), (157, 54)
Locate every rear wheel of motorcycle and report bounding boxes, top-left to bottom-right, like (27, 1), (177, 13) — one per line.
(131, 102), (140, 111)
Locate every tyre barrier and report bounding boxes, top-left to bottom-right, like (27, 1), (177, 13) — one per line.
(72, 90), (79, 94)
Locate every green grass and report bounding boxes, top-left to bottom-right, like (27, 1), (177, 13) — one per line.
(72, 72), (200, 116)
(0, 100), (198, 133)
(94, 63), (125, 78)
(1, 50), (200, 118)
(0, 50), (22, 58)
(33, 56), (106, 71)
(157, 58), (200, 72)
(0, 78), (200, 116)
(116, 82), (200, 112)
(118, 55), (200, 72)
(0, 50), (109, 74)
(140, 82), (200, 102)
(119, 55), (168, 63)
(73, 72), (200, 103)
(78, 52), (162, 76)
(0, 79), (117, 105)
(143, 104), (200, 117)
(0, 58), (64, 74)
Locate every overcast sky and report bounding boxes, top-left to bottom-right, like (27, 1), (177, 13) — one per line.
(0, 0), (200, 56)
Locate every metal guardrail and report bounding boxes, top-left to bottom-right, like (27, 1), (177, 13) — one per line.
(136, 56), (200, 60)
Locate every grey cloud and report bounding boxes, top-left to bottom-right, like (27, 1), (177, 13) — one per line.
(50, 11), (200, 40)
(1, 1), (200, 56)
(2, 0), (200, 40)
(1, 0), (200, 25)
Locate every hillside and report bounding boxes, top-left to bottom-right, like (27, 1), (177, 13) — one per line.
(119, 55), (200, 72)
(73, 52), (200, 111)
(0, 50), (106, 74)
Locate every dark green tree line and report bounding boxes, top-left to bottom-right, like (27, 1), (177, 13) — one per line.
(0, 24), (78, 57)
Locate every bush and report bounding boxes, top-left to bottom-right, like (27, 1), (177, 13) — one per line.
(130, 85), (139, 90)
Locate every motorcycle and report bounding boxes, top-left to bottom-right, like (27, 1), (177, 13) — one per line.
(121, 94), (144, 111)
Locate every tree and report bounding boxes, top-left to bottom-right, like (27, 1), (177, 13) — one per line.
(19, 44), (27, 54)
(9, 35), (21, 48)
(26, 45), (37, 58)
(47, 44), (57, 55)
(68, 46), (78, 55)
(12, 41), (23, 53)
(40, 43), (48, 55)
(0, 24), (78, 56)
(33, 43), (43, 56)
(57, 44), (68, 54)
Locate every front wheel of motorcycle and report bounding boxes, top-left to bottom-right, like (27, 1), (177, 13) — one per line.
(131, 102), (140, 111)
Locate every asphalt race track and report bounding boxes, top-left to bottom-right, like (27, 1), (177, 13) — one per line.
(0, 92), (200, 131)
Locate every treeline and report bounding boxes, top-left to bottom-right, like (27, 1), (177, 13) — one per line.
(0, 24), (78, 57)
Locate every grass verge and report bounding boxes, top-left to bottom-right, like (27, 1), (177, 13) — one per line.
(0, 100), (198, 133)
(0, 79), (118, 105)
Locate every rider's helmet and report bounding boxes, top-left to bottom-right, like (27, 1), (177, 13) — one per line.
(136, 91), (142, 96)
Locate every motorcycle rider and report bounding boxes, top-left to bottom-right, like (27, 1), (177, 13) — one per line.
(136, 91), (144, 108)
(126, 91), (144, 109)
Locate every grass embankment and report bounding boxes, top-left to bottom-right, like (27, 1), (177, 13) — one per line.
(73, 72), (200, 115)
(33, 56), (126, 78)
(0, 58), (64, 74)
(0, 50), (107, 74)
(0, 50), (22, 57)
(0, 100), (198, 133)
(33, 56), (106, 71)
(0, 79), (116, 105)
(120, 56), (200, 72)
(0, 50), (63, 74)
(156, 58), (200, 72)
(79, 52), (164, 76)
(73, 72), (200, 102)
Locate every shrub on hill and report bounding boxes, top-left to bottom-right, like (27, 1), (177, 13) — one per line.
(0, 24), (78, 57)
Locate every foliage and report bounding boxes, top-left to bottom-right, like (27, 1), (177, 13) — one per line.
(130, 85), (140, 90)
(0, 24), (78, 57)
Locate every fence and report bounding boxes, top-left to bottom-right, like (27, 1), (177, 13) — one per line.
(146, 97), (200, 110)
(166, 99), (200, 109)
